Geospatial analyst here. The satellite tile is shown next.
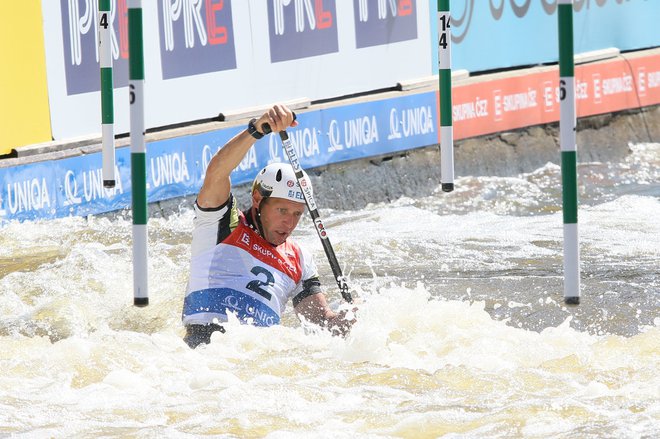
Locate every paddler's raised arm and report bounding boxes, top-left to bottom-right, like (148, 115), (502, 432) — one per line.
(197, 104), (297, 209)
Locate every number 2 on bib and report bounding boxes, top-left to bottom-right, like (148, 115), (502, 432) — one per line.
(246, 266), (274, 300)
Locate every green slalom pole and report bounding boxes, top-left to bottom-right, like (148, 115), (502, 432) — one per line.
(558, 0), (580, 305)
(438, 0), (454, 192)
(99, 0), (116, 188)
(128, 0), (148, 307)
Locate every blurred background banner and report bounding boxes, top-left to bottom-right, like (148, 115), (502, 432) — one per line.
(40, 0), (432, 141)
(2, 1), (657, 150)
(0, 91), (438, 222)
(434, 0), (660, 73)
(2, 48), (658, 223)
(452, 53), (660, 139)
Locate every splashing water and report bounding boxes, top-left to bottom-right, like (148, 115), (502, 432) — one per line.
(0, 144), (658, 437)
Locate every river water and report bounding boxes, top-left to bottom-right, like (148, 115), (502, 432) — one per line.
(0, 143), (658, 438)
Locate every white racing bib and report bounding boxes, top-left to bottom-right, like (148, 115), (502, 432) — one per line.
(183, 200), (317, 326)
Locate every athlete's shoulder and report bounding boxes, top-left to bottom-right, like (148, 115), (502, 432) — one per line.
(283, 239), (317, 274)
(281, 238), (305, 256)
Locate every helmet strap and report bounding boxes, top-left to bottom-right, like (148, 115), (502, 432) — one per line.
(253, 199), (267, 239)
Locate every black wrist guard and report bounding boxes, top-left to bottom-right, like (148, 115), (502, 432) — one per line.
(247, 118), (264, 139)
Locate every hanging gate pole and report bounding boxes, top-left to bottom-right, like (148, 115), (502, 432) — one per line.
(99, 0), (116, 188)
(438, 0), (455, 193)
(558, 0), (580, 305)
(128, 0), (148, 306)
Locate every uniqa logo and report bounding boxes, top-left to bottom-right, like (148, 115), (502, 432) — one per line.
(6, 178), (51, 214)
(387, 106), (434, 140)
(150, 152), (191, 187)
(63, 167), (124, 206)
(344, 115), (379, 148)
(222, 295), (241, 311)
(287, 128), (321, 159)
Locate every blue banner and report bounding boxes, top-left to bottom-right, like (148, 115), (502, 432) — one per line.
(0, 92), (438, 224)
(431, 0), (660, 74)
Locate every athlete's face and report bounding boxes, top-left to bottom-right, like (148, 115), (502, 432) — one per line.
(258, 197), (305, 246)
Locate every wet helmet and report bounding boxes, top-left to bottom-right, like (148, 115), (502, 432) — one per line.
(252, 163), (311, 205)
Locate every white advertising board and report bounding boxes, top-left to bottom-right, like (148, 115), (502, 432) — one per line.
(42, 0), (431, 140)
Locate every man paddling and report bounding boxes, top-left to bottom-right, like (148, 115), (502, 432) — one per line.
(182, 104), (354, 348)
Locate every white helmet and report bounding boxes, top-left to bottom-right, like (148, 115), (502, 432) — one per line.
(252, 163), (311, 205)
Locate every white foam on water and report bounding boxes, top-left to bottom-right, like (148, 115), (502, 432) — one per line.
(0, 144), (659, 437)
(1, 281), (657, 437)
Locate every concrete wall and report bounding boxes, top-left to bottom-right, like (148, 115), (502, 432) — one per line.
(156, 105), (658, 215)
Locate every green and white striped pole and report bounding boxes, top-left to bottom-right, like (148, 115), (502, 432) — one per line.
(99, 0), (115, 188)
(128, 0), (148, 306)
(558, 0), (580, 305)
(438, 0), (454, 192)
